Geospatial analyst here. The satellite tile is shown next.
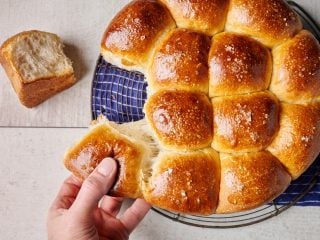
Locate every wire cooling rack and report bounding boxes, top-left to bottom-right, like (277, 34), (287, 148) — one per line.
(91, 1), (320, 228)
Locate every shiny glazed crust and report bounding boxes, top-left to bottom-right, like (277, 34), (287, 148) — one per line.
(268, 103), (320, 179)
(144, 149), (220, 215)
(225, 0), (302, 47)
(145, 90), (213, 150)
(216, 151), (291, 213)
(63, 0), (320, 215)
(64, 122), (145, 198)
(209, 32), (272, 97)
(101, 0), (176, 72)
(159, 0), (230, 36)
(148, 29), (211, 94)
(270, 30), (320, 103)
(212, 92), (280, 153)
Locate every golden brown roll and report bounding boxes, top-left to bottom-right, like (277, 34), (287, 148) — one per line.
(145, 90), (213, 151)
(209, 32), (272, 97)
(216, 151), (291, 213)
(159, 0), (230, 36)
(225, 0), (302, 47)
(212, 91), (280, 153)
(101, 0), (176, 73)
(63, 0), (320, 216)
(270, 30), (320, 103)
(64, 119), (147, 198)
(147, 29), (211, 94)
(143, 149), (220, 215)
(267, 103), (320, 179)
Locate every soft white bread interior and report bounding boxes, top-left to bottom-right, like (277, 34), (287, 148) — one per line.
(0, 30), (75, 108)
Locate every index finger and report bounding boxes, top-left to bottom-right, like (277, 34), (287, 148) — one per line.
(50, 175), (83, 211)
(120, 199), (151, 234)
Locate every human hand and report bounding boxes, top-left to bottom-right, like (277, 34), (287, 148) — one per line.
(47, 158), (151, 240)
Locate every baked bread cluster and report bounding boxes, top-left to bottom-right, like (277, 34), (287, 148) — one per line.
(64, 0), (320, 215)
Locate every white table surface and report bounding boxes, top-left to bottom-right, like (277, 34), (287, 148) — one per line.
(0, 0), (319, 239)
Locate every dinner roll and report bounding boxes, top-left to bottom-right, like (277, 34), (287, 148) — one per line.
(101, 0), (176, 73)
(145, 90), (213, 151)
(270, 30), (320, 103)
(212, 91), (280, 153)
(148, 29), (211, 94)
(209, 32), (272, 97)
(159, 0), (230, 36)
(216, 151), (291, 213)
(225, 0), (302, 47)
(64, 119), (148, 198)
(0, 30), (75, 108)
(267, 103), (320, 179)
(143, 149), (220, 215)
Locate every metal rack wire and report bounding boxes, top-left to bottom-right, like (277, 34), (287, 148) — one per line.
(91, 1), (320, 228)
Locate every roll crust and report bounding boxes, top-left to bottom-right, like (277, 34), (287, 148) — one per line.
(209, 32), (272, 97)
(144, 149), (220, 215)
(216, 151), (291, 213)
(64, 121), (145, 198)
(270, 30), (320, 103)
(159, 0), (230, 36)
(64, 0), (320, 216)
(212, 91), (280, 153)
(148, 29), (211, 94)
(145, 90), (213, 150)
(225, 0), (302, 47)
(101, 0), (176, 73)
(267, 103), (320, 179)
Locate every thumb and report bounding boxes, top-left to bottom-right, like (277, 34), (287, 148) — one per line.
(70, 158), (117, 218)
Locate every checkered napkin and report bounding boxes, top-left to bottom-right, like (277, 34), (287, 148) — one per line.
(91, 56), (320, 206)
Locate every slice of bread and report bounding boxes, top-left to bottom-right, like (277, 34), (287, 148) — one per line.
(0, 30), (76, 108)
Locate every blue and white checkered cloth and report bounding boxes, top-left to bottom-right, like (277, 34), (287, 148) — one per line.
(91, 56), (319, 206)
(91, 57), (147, 122)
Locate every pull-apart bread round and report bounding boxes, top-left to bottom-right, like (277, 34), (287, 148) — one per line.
(65, 0), (320, 215)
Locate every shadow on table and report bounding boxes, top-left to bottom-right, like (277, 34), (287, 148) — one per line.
(64, 42), (88, 83)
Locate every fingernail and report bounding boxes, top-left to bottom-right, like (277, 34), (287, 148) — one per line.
(98, 158), (115, 176)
